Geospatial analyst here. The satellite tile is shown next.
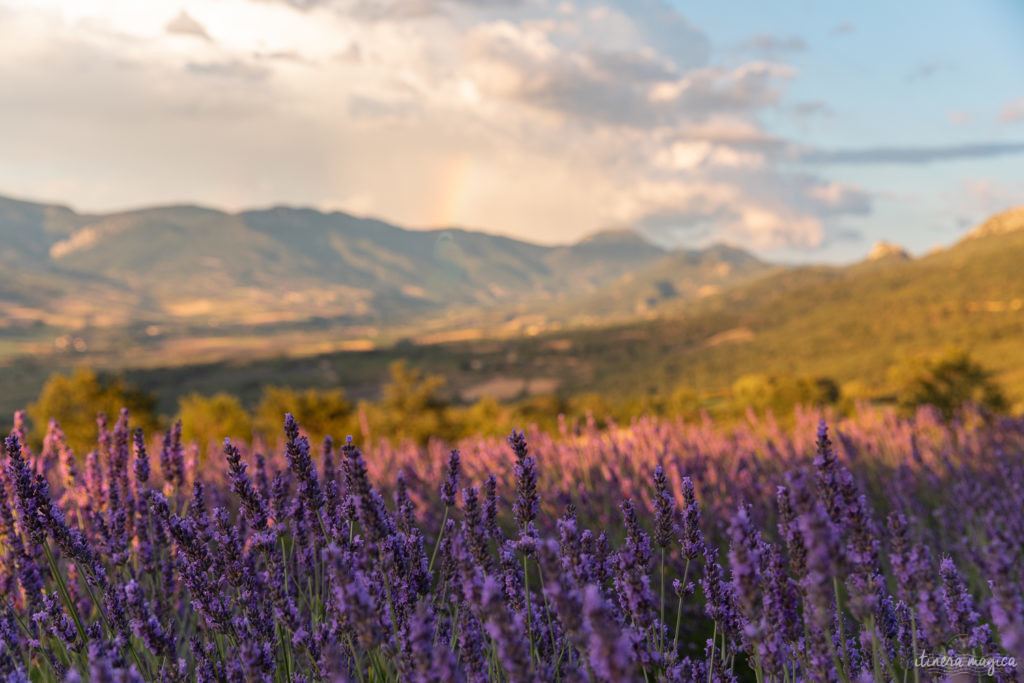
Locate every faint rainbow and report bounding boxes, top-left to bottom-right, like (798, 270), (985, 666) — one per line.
(432, 155), (476, 227)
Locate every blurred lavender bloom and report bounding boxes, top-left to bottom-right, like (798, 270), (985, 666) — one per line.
(582, 583), (639, 681)
(188, 480), (210, 541)
(481, 574), (533, 681)
(457, 607), (489, 682)
(985, 539), (1024, 661)
(727, 505), (763, 651)
(403, 601), (464, 682)
(0, 453), (45, 610)
(758, 544), (799, 677)
(798, 501), (843, 628)
(6, 435), (46, 546)
(614, 500), (657, 638)
(333, 568), (387, 652)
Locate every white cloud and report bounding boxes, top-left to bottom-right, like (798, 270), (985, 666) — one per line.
(165, 10), (210, 40)
(0, 0), (870, 250)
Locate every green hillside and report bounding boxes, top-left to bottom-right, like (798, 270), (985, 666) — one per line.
(4, 198), (1024, 418)
(114, 207), (1024, 415)
(560, 213), (1024, 404)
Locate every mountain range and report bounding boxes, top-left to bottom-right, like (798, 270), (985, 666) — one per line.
(0, 193), (768, 361)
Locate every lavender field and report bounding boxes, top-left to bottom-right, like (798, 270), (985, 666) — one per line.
(0, 404), (1020, 682)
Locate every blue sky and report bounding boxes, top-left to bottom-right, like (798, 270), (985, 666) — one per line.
(0, 0), (1021, 263)
(678, 0), (1024, 260)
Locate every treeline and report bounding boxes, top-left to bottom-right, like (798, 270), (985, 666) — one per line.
(25, 347), (1007, 458)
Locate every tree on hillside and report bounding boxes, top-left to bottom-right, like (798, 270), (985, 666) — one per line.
(362, 360), (454, 444)
(28, 368), (158, 455)
(508, 394), (566, 434)
(891, 347), (1007, 419)
(177, 392), (252, 461)
(255, 386), (355, 446)
(731, 373), (840, 414)
(456, 395), (510, 439)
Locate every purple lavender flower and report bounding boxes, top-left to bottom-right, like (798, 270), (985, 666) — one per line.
(6, 437), (50, 580)
(483, 473), (500, 541)
(224, 438), (268, 532)
(32, 592), (80, 652)
(160, 420), (185, 491)
(508, 430), (538, 533)
(124, 580), (175, 657)
(814, 420), (845, 527)
(774, 498), (805, 627)
(441, 449), (460, 508)
(700, 544), (744, 646)
(44, 421), (76, 495)
(940, 556), (994, 650)
(652, 464), (677, 549)
(321, 435), (336, 484)
(132, 427), (150, 485)
(284, 413), (325, 518)
(461, 486), (490, 569)
(341, 437), (394, 544)
(394, 469), (416, 533)
(679, 476), (704, 561)
(496, 539), (525, 612)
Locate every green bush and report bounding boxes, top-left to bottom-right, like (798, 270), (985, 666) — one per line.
(360, 360), (456, 445)
(177, 392), (252, 460)
(255, 386), (355, 446)
(890, 347), (1007, 418)
(28, 368), (158, 455)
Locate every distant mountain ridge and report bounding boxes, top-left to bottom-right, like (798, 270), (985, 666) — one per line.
(962, 207), (1024, 241)
(0, 193), (770, 352)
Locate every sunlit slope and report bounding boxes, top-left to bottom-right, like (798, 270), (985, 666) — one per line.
(575, 211), (1024, 398)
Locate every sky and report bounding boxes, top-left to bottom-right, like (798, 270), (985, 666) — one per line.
(0, 0), (1022, 263)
